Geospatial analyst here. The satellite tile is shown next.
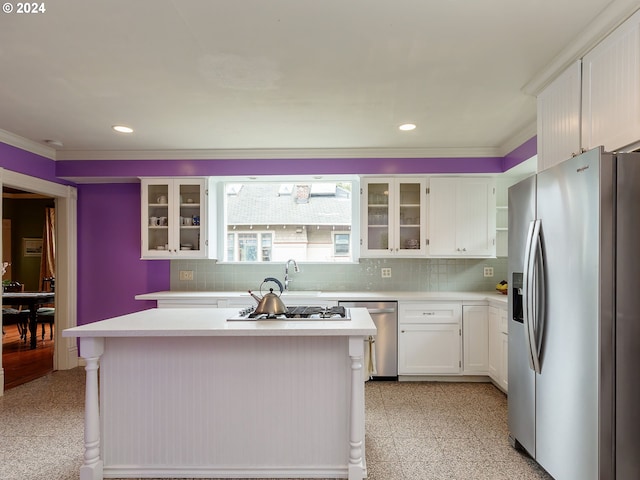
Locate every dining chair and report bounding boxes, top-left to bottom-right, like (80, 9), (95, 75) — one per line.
(2, 281), (30, 342)
(36, 277), (55, 340)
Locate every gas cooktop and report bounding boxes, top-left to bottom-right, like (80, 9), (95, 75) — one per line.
(227, 305), (350, 321)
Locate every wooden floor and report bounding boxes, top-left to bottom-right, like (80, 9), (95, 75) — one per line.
(2, 323), (54, 390)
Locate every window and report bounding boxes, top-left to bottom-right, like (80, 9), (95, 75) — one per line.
(227, 232), (273, 262)
(222, 179), (357, 263)
(333, 233), (350, 256)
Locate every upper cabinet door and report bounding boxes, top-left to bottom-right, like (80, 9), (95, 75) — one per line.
(582, 9), (640, 153)
(537, 60), (582, 172)
(142, 179), (174, 258)
(176, 179), (207, 258)
(361, 179), (393, 256)
(428, 177), (496, 258)
(360, 178), (427, 257)
(396, 181), (427, 256)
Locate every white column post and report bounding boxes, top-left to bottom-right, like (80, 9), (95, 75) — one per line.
(348, 336), (365, 480)
(79, 337), (104, 480)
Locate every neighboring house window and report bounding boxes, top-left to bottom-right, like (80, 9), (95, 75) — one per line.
(227, 232), (273, 262)
(333, 233), (350, 256)
(223, 180), (356, 263)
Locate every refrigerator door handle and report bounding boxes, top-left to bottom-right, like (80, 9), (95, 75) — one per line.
(530, 219), (543, 374)
(522, 219), (537, 372)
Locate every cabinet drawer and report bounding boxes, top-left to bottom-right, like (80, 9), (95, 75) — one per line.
(399, 302), (461, 324)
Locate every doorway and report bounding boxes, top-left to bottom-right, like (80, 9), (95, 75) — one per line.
(0, 168), (78, 395)
(2, 189), (55, 388)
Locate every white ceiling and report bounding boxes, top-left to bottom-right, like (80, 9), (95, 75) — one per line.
(0, 0), (638, 160)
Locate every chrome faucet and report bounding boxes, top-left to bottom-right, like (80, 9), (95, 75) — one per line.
(284, 259), (300, 291)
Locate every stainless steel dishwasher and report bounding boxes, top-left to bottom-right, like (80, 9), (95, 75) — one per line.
(339, 301), (398, 380)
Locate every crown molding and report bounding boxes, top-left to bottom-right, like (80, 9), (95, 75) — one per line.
(0, 128), (56, 160)
(523, 0), (640, 96)
(55, 146), (502, 161)
(498, 121), (537, 157)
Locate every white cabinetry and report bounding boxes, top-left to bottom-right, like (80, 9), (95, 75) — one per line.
(488, 304), (508, 392)
(141, 178), (215, 259)
(462, 305), (488, 374)
(398, 302), (461, 375)
(361, 178), (427, 257)
(582, 9), (640, 153)
(428, 177), (496, 257)
(537, 60), (582, 172)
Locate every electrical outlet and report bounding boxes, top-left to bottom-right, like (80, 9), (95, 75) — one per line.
(179, 270), (194, 281)
(483, 267), (494, 278)
(381, 267), (392, 278)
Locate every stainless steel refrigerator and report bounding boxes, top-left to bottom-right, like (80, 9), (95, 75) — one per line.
(508, 146), (640, 480)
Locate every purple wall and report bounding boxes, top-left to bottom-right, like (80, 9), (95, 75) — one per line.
(56, 155), (507, 178)
(503, 136), (537, 171)
(77, 183), (169, 325)
(0, 142), (69, 185)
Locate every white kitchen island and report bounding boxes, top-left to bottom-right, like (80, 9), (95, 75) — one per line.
(63, 307), (376, 480)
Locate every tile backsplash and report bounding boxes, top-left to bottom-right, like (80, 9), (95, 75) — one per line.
(170, 257), (508, 292)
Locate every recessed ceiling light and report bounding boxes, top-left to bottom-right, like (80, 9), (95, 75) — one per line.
(399, 123), (416, 131)
(112, 125), (134, 134)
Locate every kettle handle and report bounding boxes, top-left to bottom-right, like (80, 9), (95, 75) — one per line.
(262, 277), (284, 295)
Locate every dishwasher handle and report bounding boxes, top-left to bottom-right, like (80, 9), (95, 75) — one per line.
(362, 308), (397, 314)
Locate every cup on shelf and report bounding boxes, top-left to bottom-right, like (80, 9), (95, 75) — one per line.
(157, 195), (167, 204)
(183, 217), (193, 226)
(159, 216), (168, 226)
(149, 216), (159, 226)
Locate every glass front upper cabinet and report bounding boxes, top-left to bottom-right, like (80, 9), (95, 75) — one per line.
(141, 178), (213, 259)
(361, 178), (427, 257)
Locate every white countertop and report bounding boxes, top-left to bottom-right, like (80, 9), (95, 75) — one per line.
(135, 290), (508, 305)
(63, 307), (377, 338)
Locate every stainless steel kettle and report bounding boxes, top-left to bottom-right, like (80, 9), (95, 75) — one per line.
(248, 277), (288, 316)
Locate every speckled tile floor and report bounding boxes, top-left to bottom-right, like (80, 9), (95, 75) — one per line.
(0, 369), (552, 479)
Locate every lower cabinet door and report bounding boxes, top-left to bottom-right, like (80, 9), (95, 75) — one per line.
(462, 305), (489, 374)
(500, 333), (509, 392)
(398, 324), (461, 375)
(488, 307), (502, 382)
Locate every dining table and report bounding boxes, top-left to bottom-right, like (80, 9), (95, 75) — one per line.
(2, 291), (55, 349)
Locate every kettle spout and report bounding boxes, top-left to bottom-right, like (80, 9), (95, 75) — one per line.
(248, 290), (262, 303)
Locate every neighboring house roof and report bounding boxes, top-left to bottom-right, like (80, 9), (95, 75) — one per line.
(227, 183), (352, 225)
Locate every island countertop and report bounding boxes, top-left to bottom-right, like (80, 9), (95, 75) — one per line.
(62, 306), (377, 338)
